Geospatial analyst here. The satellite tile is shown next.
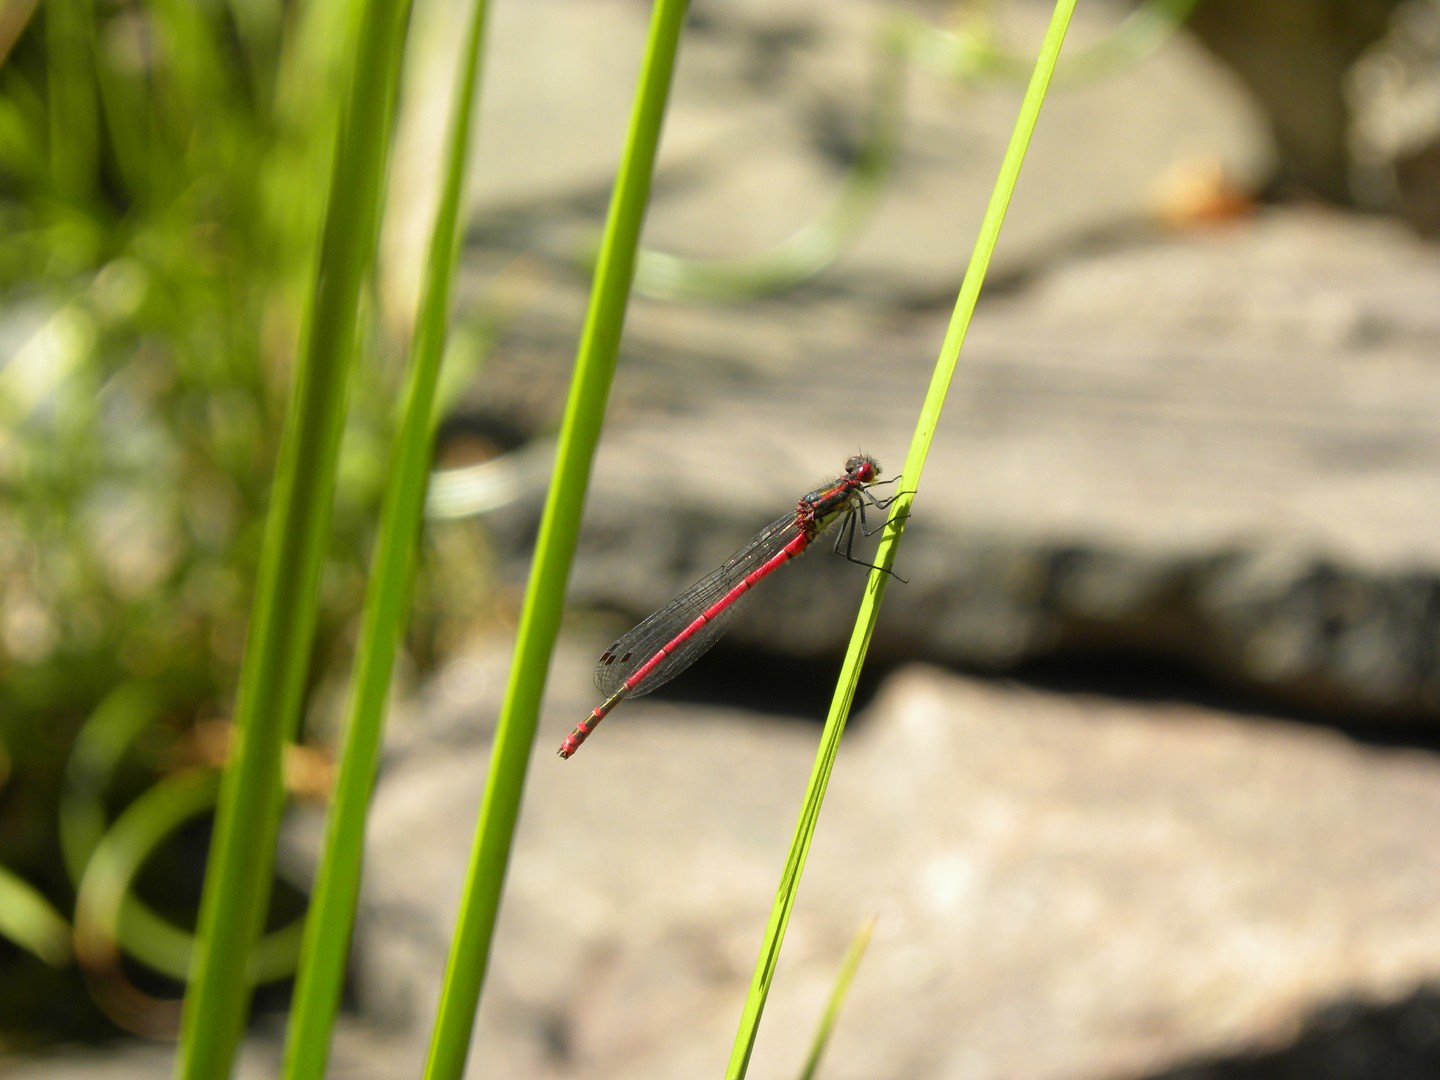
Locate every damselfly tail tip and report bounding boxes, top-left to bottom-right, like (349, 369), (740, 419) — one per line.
(558, 727), (586, 758)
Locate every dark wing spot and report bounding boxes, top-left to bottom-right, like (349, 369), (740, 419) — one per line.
(599, 644), (634, 667)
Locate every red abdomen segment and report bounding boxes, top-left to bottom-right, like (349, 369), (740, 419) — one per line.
(557, 526), (815, 758)
(557, 687), (625, 759)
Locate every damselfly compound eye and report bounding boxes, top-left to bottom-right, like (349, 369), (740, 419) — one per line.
(845, 454), (880, 483)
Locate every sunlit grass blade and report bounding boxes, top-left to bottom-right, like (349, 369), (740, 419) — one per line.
(420, 1), (691, 1077)
(64, 683), (304, 985)
(60, 682), (167, 885)
(173, 1), (417, 1076)
(75, 768), (305, 985)
(0, 864), (72, 967)
(726, 3), (1076, 1076)
(280, 2), (493, 1077)
(797, 914), (876, 1080)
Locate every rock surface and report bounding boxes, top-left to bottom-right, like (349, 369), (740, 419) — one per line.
(430, 1), (1440, 721)
(542, 208), (1440, 721)
(15, 666), (1440, 1079)
(341, 661), (1440, 1079)
(1349, 0), (1440, 235)
(1182, 0), (1402, 201)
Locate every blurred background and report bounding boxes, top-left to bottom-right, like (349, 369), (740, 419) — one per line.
(4, 0), (1440, 1077)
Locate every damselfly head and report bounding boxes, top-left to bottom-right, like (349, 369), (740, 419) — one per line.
(845, 453), (881, 484)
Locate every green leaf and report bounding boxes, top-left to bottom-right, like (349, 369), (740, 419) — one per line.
(420, 2), (691, 1078)
(727, 3), (1077, 1076)
(280, 0), (495, 1076)
(174, 1), (418, 1076)
(797, 914), (877, 1080)
(0, 865), (72, 967)
(73, 768), (302, 985)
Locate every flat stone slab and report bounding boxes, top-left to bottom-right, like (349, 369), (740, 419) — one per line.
(339, 660), (1440, 1078)
(417, 5), (1436, 722)
(550, 209), (1440, 720)
(17, 665), (1440, 1078)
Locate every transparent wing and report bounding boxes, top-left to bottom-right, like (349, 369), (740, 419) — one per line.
(593, 511), (804, 697)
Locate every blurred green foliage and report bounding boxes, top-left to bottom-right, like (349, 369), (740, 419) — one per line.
(0, 0), (1195, 1057)
(0, 0), (427, 1045)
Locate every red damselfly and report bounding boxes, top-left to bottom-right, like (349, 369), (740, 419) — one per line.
(558, 453), (903, 758)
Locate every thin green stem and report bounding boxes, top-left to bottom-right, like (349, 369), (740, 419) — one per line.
(420, 1), (690, 1077)
(280, 2), (492, 1077)
(173, 1), (415, 1076)
(0, 865), (71, 967)
(726, 3), (1076, 1075)
(797, 914), (876, 1080)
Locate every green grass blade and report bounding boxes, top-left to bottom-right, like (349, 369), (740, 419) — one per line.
(726, 4), (1076, 1076)
(420, 2), (691, 1077)
(72, 767), (303, 980)
(45, 0), (99, 201)
(75, 772), (220, 979)
(280, 2), (493, 1077)
(73, 766), (303, 985)
(0, 864), (72, 968)
(796, 914), (876, 1080)
(173, 1), (416, 1077)
(60, 681), (167, 885)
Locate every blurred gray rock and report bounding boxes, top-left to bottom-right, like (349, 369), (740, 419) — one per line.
(1168, 0), (1440, 233)
(344, 662), (1440, 1079)
(423, 1), (1437, 723)
(1181, 0), (1403, 201)
(1349, 0), (1440, 234)
(553, 209), (1440, 721)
